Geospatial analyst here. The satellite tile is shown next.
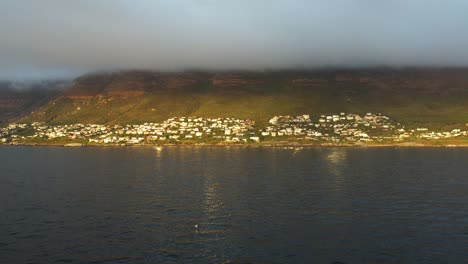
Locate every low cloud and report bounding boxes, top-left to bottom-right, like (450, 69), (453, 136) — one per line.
(1, 0), (468, 79)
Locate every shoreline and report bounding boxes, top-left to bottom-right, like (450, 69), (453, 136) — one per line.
(2, 142), (468, 148)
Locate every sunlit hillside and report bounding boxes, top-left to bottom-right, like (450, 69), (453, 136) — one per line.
(20, 69), (468, 129)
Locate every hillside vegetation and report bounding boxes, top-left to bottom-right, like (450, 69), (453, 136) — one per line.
(20, 69), (468, 129)
(0, 81), (64, 124)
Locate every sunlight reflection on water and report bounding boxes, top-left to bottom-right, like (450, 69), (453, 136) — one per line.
(1, 146), (468, 263)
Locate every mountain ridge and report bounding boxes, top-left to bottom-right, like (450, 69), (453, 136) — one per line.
(8, 68), (468, 129)
(0, 80), (66, 124)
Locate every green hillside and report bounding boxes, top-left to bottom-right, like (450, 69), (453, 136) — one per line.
(20, 69), (468, 129)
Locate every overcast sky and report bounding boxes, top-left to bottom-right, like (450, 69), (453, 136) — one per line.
(1, 0), (468, 79)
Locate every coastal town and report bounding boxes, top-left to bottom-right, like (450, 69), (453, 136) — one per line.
(1, 113), (467, 146)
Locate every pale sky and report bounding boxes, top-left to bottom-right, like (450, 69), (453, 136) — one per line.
(1, 0), (468, 79)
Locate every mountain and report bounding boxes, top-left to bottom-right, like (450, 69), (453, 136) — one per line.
(0, 80), (66, 124)
(18, 68), (468, 129)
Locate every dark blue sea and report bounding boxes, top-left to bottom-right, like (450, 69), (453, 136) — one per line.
(1, 146), (468, 263)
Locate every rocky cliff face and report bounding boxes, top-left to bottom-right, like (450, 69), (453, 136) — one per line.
(211, 73), (264, 88)
(63, 71), (208, 99)
(63, 73), (113, 99)
(61, 68), (468, 100)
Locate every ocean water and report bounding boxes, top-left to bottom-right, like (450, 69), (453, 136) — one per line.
(1, 146), (468, 264)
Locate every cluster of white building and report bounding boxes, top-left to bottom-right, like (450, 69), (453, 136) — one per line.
(262, 113), (467, 143)
(263, 113), (395, 142)
(89, 117), (257, 144)
(0, 123), (29, 143)
(1, 113), (467, 145)
(32, 123), (110, 139)
(1, 117), (257, 144)
(417, 129), (467, 140)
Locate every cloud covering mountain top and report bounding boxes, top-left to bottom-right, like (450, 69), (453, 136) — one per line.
(1, 0), (468, 79)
